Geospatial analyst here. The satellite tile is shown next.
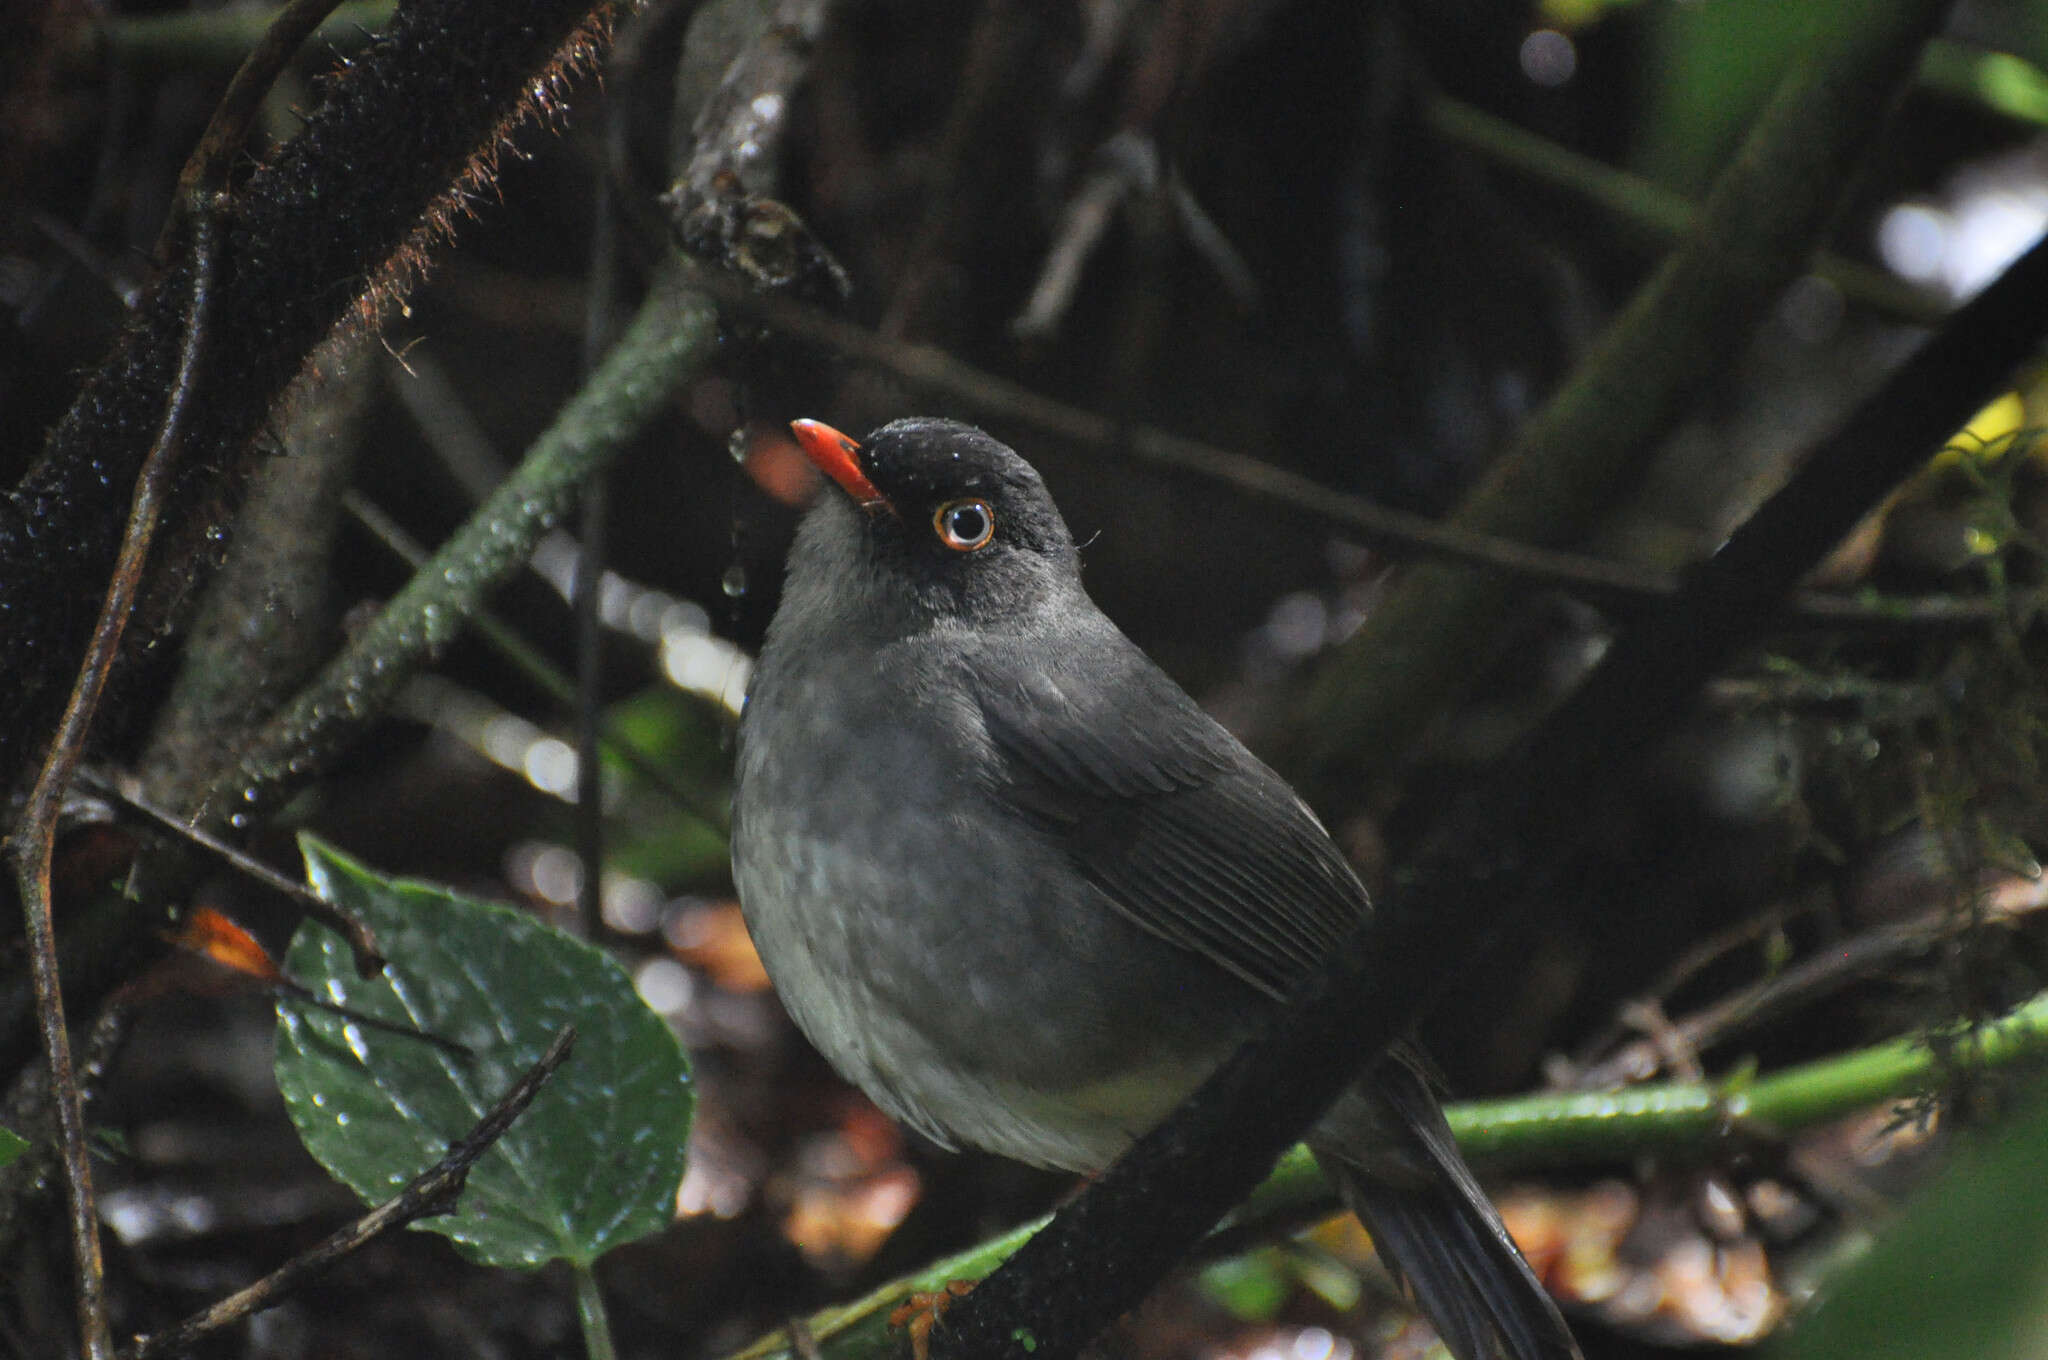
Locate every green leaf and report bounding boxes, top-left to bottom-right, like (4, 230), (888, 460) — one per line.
(1772, 1087), (2048, 1360)
(0, 1124), (26, 1170)
(1198, 1248), (1292, 1322)
(275, 833), (692, 1269)
(598, 686), (730, 883)
(1634, 0), (1844, 191)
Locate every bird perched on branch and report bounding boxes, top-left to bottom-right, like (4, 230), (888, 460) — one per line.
(733, 416), (1579, 1360)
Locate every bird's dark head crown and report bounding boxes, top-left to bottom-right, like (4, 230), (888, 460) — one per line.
(786, 417), (1082, 632)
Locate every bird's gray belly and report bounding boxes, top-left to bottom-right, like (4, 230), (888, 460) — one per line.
(733, 774), (1255, 1172)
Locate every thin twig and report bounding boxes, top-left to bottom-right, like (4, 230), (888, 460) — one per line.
(880, 0), (1028, 339)
(72, 768), (384, 973)
(191, 270), (716, 840)
(6, 15), (356, 1347)
(1616, 998), (1707, 1084)
(386, 350), (695, 633)
(25, 210), (144, 310)
(1571, 892), (2048, 1091)
(572, 473), (609, 938)
(270, 984), (474, 1059)
(1166, 171), (1258, 309)
(123, 1024), (576, 1360)
(382, 349), (511, 503)
(153, 0), (350, 258)
(1009, 131), (1152, 341)
(1777, 590), (2017, 630)
(698, 267), (1668, 600)
(784, 1314), (823, 1360)
(572, 98), (627, 939)
(9, 201), (220, 1360)
(1567, 908), (1797, 1071)
(340, 492), (733, 833)
(1422, 92), (1947, 327)
(696, 266), (2015, 631)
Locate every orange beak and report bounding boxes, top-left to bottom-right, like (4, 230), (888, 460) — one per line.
(790, 419), (887, 508)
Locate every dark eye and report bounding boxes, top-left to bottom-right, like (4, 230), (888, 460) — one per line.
(934, 499), (995, 552)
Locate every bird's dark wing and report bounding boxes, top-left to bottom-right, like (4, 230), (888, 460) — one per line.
(965, 632), (1367, 999)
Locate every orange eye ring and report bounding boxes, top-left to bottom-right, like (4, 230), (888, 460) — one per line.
(933, 499), (995, 552)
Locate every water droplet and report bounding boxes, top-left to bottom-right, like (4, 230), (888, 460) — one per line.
(721, 565), (748, 598)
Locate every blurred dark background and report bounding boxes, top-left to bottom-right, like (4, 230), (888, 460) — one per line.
(7, 0), (2048, 1355)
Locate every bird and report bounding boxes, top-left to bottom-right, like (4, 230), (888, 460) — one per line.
(731, 416), (1580, 1360)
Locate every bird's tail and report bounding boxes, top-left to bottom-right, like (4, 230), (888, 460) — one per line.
(1308, 1059), (1580, 1360)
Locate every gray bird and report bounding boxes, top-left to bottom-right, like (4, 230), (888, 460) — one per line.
(732, 416), (1579, 1360)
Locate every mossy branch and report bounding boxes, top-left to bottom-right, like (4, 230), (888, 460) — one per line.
(933, 26), (2048, 1357)
(1, 0), (629, 796)
(1289, 1), (1954, 804)
(191, 268), (716, 836)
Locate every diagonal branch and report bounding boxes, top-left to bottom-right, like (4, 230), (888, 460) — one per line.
(7, 6), (357, 1345)
(188, 269), (716, 838)
(1422, 92), (1945, 326)
(2, 0), (632, 797)
(732, 984), (2048, 1360)
(927, 190), (2048, 1360)
(123, 1024), (576, 1360)
(1289, 1), (1958, 804)
(699, 266), (2019, 633)
(7, 202), (219, 1360)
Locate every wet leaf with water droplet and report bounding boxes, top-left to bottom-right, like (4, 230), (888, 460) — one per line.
(275, 834), (693, 1268)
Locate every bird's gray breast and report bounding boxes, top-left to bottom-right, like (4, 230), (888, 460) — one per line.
(732, 632), (1250, 1170)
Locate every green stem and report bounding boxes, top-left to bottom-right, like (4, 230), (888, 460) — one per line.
(100, 1), (396, 68)
(727, 1219), (1049, 1360)
(1919, 38), (2048, 127)
(195, 266), (715, 836)
(342, 492), (733, 833)
(730, 986), (2048, 1360)
(1452, 988), (2048, 1165)
(573, 1262), (617, 1360)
